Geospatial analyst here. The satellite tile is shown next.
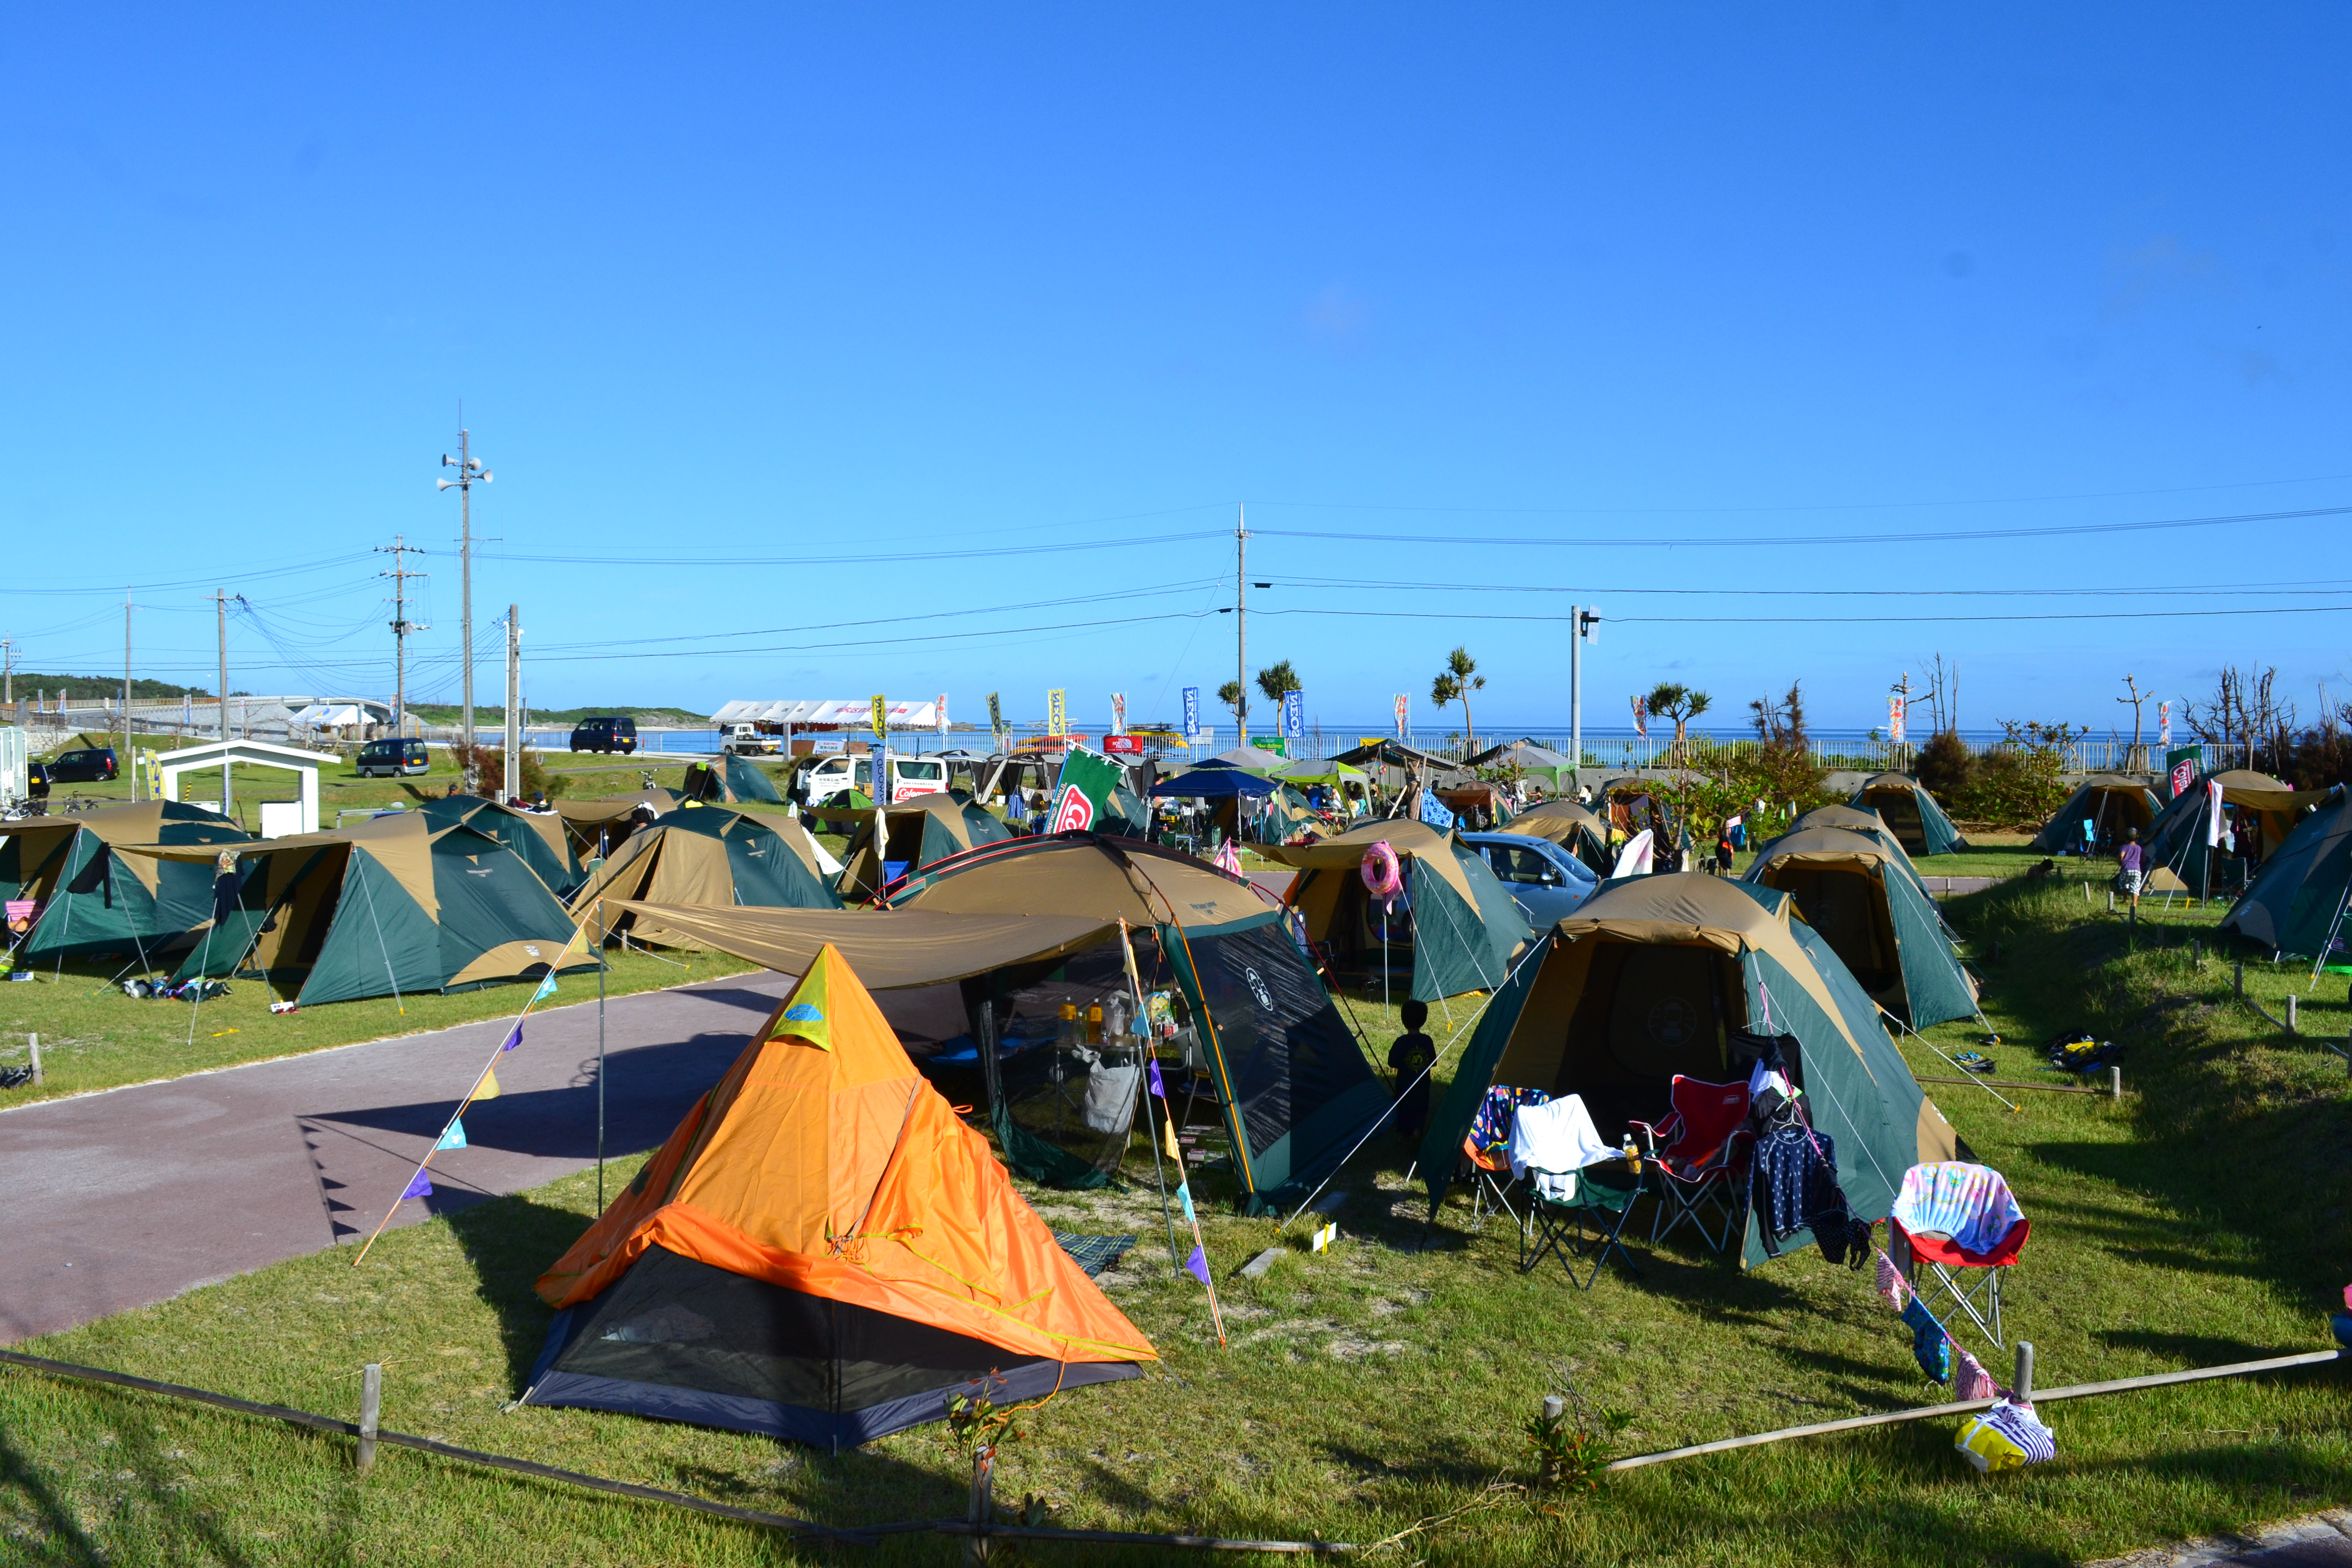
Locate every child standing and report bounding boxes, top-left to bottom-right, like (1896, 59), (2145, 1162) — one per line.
(2118, 826), (2145, 913)
(1388, 999), (1437, 1143)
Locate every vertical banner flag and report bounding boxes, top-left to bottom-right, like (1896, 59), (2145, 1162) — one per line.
(1393, 693), (1409, 741)
(870, 694), (887, 739)
(986, 691), (1004, 749)
(1631, 695), (1649, 737)
(1281, 690), (1304, 741)
(2158, 701), (2171, 747)
(1111, 693), (1127, 736)
(1048, 745), (1123, 832)
(2167, 745), (2202, 800)
(1889, 693), (1907, 744)
(1182, 685), (1201, 742)
(2204, 778), (2225, 847)
(1046, 688), (1067, 739)
(936, 693), (948, 734)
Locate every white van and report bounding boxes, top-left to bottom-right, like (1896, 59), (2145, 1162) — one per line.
(800, 753), (948, 806)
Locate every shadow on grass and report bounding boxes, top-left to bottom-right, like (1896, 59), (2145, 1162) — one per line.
(440, 1192), (595, 1391)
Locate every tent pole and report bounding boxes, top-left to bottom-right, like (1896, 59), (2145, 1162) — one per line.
(597, 898), (608, 1210)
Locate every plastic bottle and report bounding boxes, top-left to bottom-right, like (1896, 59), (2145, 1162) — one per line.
(1058, 1002), (1079, 1046)
(1104, 991), (1132, 1044)
(1622, 1134), (1640, 1173)
(1086, 1003), (1104, 1045)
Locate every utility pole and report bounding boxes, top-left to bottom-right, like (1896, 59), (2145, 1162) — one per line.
(376, 536), (429, 738)
(439, 430), (491, 789)
(215, 589), (231, 814)
(123, 592), (133, 781)
(1570, 606), (1599, 794)
(3, 636), (14, 708)
(1235, 504), (1248, 747)
(503, 604), (521, 804)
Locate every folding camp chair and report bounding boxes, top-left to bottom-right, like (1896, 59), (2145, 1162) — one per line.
(1511, 1095), (1641, 1288)
(1459, 1085), (1548, 1231)
(1629, 1076), (1754, 1253)
(1889, 1162), (2029, 1348)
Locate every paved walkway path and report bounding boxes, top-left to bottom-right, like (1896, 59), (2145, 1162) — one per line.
(0, 971), (794, 1343)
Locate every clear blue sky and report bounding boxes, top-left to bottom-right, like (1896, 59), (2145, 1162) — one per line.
(4, 7), (2347, 739)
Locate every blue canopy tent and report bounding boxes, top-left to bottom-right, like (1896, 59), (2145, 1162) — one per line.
(1150, 768), (1278, 800)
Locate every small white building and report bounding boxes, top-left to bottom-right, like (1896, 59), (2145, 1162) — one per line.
(153, 738), (341, 837)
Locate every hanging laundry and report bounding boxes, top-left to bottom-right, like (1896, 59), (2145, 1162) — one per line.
(1875, 1249), (1910, 1311)
(1902, 1297), (1951, 1384)
(1952, 1345), (1998, 1401)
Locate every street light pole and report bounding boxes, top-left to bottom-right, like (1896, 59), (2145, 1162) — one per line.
(1235, 504), (1247, 748)
(439, 431), (491, 789)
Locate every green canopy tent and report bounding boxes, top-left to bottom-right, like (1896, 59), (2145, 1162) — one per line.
(889, 833), (1390, 1213)
(1744, 826), (1979, 1027)
(2028, 774), (2164, 854)
(124, 812), (594, 1006)
(1465, 740), (1575, 793)
(418, 796), (585, 898)
(1262, 819), (1533, 1001)
(571, 805), (843, 948)
(2141, 769), (2328, 896)
(11, 802), (254, 965)
(681, 753), (787, 806)
(2219, 787), (2352, 959)
(1419, 872), (1959, 1267)
(1851, 773), (1970, 856)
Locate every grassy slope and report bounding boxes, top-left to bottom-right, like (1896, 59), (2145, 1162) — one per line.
(2, 877), (2346, 1565)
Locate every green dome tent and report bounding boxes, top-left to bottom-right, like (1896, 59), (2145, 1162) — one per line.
(823, 792), (1014, 902)
(571, 805), (842, 948)
(2141, 769), (2328, 896)
(419, 796), (584, 898)
(2028, 774), (2164, 854)
(1851, 773), (1969, 856)
(1754, 805), (1929, 894)
(1744, 826), (1979, 1027)
(10, 802), (254, 965)
(681, 752), (787, 805)
(1262, 819), (1533, 1002)
(127, 812), (592, 1006)
(2219, 787), (2352, 959)
(1419, 872), (1959, 1268)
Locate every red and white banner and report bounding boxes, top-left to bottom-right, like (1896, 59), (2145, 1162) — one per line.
(2158, 701), (2170, 747)
(1889, 693), (1906, 744)
(1631, 695), (1648, 737)
(1104, 734), (1145, 755)
(1392, 693), (1409, 740)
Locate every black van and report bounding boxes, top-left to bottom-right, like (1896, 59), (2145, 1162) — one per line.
(571, 715), (639, 754)
(43, 746), (118, 783)
(355, 738), (432, 778)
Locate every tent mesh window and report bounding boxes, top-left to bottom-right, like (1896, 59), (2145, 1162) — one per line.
(549, 1246), (1028, 1412)
(1182, 920), (1368, 1168)
(988, 941), (1148, 1180)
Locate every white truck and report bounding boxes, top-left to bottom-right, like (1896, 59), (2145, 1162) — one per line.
(719, 723), (782, 756)
(800, 752), (947, 806)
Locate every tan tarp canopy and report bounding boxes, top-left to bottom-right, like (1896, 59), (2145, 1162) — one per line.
(603, 903), (1118, 989)
(888, 835), (1272, 927)
(2206, 768), (2332, 814)
(552, 789), (686, 857)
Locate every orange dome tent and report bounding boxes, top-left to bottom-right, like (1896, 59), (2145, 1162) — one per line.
(526, 943), (1156, 1449)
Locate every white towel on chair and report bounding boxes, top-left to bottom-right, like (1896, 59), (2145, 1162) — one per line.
(1508, 1095), (1614, 1182)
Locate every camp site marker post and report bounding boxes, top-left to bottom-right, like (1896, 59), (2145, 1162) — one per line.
(357, 1363), (381, 1474)
(26, 1034), (37, 1087)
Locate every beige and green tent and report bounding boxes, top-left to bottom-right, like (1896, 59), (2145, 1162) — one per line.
(419, 796), (583, 897)
(121, 812), (591, 1006)
(1754, 804), (1929, 893)
(1744, 826), (1979, 1027)
(1500, 799), (1613, 876)
(553, 790), (686, 861)
(1421, 872), (1958, 1267)
(1263, 819), (1532, 1000)
(1851, 773), (1969, 856)
(8, 802), (254, 964)
(571, 805), (842, 948)
(2028, 774), (2164, 854)
(823, 792), (1013, 902)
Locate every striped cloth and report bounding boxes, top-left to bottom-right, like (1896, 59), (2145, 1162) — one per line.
(1890, 1162), (2024, 1256)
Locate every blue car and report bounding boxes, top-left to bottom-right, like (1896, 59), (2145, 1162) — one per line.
(1460, 830), (1599, 929)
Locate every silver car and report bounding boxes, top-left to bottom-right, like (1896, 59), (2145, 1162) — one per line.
(1462, 830), (1600, 928)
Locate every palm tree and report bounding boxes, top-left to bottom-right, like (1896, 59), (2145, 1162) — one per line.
(1217, 680), (1244, 724)
(1431, 646), (1485, 758)
(1645, 681), (1712, 760)
(1255, 659), (1303, 707)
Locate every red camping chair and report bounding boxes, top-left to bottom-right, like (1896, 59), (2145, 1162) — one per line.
(1629, 1076), (1754, 1253)
(1889, 1162), (2029, 1348)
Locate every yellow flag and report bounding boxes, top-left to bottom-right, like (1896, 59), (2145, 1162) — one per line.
(1161, 1107), (1181, 1162)
(769, 946), (834, 1051)
(473, 1066), (501, 1102)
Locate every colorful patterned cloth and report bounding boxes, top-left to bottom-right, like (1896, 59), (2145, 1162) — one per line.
(1471, 1085), (1550, 1152)
(1891, 1162), (2026, 1256)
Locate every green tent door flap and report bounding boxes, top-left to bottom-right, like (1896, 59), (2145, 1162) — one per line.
(1163, 911), (1390, 1214)
(1879, 868), (1978, 1028)
(1403, 852), (1529, 1002)
(721, 819), (842, 910)
(296, 849), (447, 1007)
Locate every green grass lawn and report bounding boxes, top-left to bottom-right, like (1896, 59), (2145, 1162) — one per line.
(3, 874), (2346, 1564)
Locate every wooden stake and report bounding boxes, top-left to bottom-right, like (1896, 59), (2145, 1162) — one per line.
(2286, 993), (2298, 1035)
(358, 1363), (381, 1474)
(2013, 1340), (2035, 1403)
(966, 1444), (995, 1566)
(26, 1033), (38, 1087)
